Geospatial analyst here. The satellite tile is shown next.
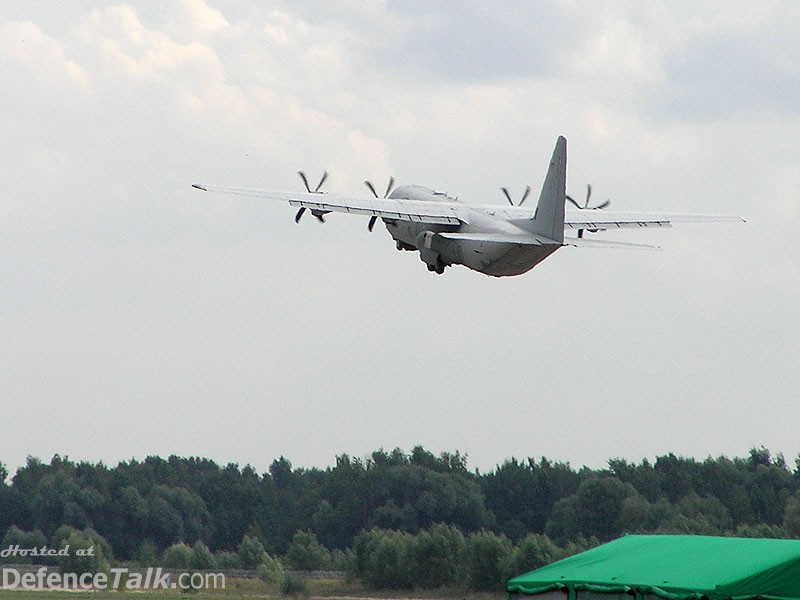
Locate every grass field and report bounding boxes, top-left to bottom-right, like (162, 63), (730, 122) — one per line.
(0, 577), (505, 600)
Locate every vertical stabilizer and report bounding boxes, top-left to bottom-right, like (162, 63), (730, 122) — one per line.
(530, 136), (566, 243)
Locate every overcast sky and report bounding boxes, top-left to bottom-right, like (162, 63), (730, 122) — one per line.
(1, 1), (798, 477)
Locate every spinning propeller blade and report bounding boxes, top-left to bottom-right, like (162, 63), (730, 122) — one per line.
(364, 176), (396, 231)
(566, 183), (611, 237)
(501, 185), (532, 206)
(519, 185), (531, 206)
(295, 171), (329, 223)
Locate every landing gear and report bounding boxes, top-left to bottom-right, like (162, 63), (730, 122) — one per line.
(426, 257), (446, 275)
(396, 240), (415, 251)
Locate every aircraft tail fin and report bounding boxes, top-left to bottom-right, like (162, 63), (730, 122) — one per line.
(529, 136), (566, 243)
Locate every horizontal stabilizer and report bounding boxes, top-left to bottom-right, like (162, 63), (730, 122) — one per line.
(563, 237), (661, 250)
(437, 231), (560, 246)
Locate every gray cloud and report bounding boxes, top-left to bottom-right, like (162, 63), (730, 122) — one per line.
(655, 6), (800, 120)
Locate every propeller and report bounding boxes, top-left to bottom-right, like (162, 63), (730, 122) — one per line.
(501, 185), (532, 206)
(566, 183), (610, 238)
(364, 176), (395, 232)
(566, 183), (610, 210)
(298, 170), (328, 193)
(295, 171), (329, 223)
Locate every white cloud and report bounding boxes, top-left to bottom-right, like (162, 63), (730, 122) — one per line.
(75, 5), (223, 83)
(176, 0), (228, 37)
(0, 20), (89, 90)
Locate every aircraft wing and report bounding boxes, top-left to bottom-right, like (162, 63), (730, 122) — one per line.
(191, 184), (464, 226)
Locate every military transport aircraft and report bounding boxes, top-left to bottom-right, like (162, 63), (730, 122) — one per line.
(192, 136), (743, 277)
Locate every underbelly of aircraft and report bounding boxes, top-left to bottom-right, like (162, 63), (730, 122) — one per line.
(457, 242), (560, 277)
(472, 244), (559, 277)
(385, 221), (559, 277)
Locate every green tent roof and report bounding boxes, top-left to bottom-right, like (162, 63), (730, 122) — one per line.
(507, 535), (800, 600)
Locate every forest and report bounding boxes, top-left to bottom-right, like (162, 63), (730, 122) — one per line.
(2, 446), (800, 590)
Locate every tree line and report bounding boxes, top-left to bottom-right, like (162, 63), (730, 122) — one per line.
(2, 446), (800, 589)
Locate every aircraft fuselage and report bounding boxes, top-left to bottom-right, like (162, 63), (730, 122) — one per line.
(383, 185), (560, 277)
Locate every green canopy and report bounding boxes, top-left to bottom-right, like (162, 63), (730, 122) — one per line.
(507, 535), (800, 600)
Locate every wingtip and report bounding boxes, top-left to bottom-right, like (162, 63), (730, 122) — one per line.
(192, 184), (208, 192)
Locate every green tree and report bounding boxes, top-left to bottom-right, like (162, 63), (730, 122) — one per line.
(556, 535), (600, 560)
(409, 447), (469, 474)
(364, 460), (490, 534)
(351, 528), (413, 589)
(52, 525), (113, 564)
(162, 542), (193, 569)
(481, 459), (542, 540)
(464, 530), (513, 591)
(313, 454), (368, 550)
(311, 500), (337, 548)
(0, 526), (47, 564)
(695, 457), (753, 525)
(151, 485), (213, 546)
(5, 446), (800, 569)
(407, 523), (466, 587)
(618, 493), (656, 532)
(214, 551), (242, 569)
(609, 458), (663, 503)
(137, 540), (158, 567)
(55, 527), (111, 576)
(190, 540), (216, 570)
(257, 553), (283, 583)
(676, 494), (732, 533)
(269, 457), (295, 489)
(145, 494), (184, 549)
(285, 530), (331, 571)
(735, 523), (788, 538)
(749, 464), (793, 525)
(238, 534), (266, 569)
(749, 446), (773, 468)
(482, 457), (580, 541)
(544, 495), (580, 544)
(0, 488), (29, 537)
(783, 492), (800, 537)
(653, 453), (701, 502)
(195, 462), (270, 553)
(502, 533), (557, 578)
(573, 477), (635, 541)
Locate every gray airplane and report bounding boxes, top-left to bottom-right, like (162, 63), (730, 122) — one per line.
(192, 136), (742, 277)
